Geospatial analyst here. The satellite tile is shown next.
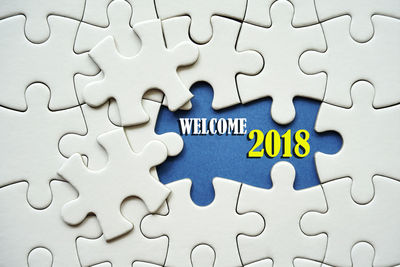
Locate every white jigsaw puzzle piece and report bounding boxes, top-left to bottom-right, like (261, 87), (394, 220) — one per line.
(314, 81), (400, 204)
(0, 15), (98, 111)
(141, 178), (264, 267)
(84, 19), (198, 126)
(58, 128), (170, 241)
(244, 0), (319, 27)
(0, 181), (101, 267)
(0, 83), (86, 209)
(0, 0), (85, 43)
(162, 15), (263, 110)
(300, 15), (400, 108)
(237, 0), (326, 125)
(155, 0), (247, 44)
(314, 0), (400, 42)
(59, 103), (120, 170)
(237, 161), (327, 266)
(301, 177), (400, 267)
(77, 198), (168, 267)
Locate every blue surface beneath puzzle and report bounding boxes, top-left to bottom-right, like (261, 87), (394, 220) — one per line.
(156, 82), (342, 206)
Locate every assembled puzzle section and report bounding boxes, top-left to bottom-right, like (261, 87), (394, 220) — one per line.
(0, 0), (399, 266)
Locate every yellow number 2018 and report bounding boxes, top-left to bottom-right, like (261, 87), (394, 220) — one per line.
(247, 129), (310, 158)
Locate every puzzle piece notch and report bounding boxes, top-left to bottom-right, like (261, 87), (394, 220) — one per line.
(237, 161), (327, 266)
(58, 128), (170, 240)
(0, 15), (98, 111)
(237, 0), (326, 125)
(351, 242), (374, 267)
(0, 0), (85, 43)
(0, 83), (86, 209)
(141, 178), (264, 267)
(0, 181), (101, 267)
(109, 98), (184, 156)
(155, 0), (247, 44)
(82, 0), (157, 28)
(77, 198), (168, 267)
(244, 0), (319, 28)
(191, 244), (215, 267)
(300, 15), (400, 108)
(75, 0), (141, 57)
(314, 0), (400, 42)
(84, 19), (198, 126)
(301, 176), (400, 266)
(314, 81), (400, 204)
(162, 15), (263, 110)
(28, 247), (52, 267)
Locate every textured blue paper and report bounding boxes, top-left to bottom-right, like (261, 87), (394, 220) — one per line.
(156, 82), (342, 205)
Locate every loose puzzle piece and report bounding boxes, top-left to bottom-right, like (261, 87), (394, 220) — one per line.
(75, 0), (141, 57)
(0, 181), (101, 267)
(314, 0), (400, 42)
(77, 198), (168, 267)
(162, 15), (263, 110)
(82, 0), (157, 28)
(141, 178), (264, 267)
(300, 15), (400, 108)
(237, 161), (327, 266)
(301, 177), (400, 267)
(28, 247), (52, 267)
(0, 0), (85, 43)
(237, 0), (326, 125)
(0, 15), (98, 111)
(58, 128), (170, 240)
(155, 0), (247, 44)
(191, 245), (215, 267)
(244, 0), (319, 27)
(0, 83), (86, 209)
(314, 81), (400, 204)
(109, 99), (184, 156)
(84, 19), (198, 126)
(59, 103), (120, 170)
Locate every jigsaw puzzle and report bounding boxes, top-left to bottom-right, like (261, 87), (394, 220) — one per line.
(0, 0), (399, 266)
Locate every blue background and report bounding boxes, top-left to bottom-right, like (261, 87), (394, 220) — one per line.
(156, 82), (342, 206)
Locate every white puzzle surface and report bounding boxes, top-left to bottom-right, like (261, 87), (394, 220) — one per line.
(0, 0), (399, 266)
